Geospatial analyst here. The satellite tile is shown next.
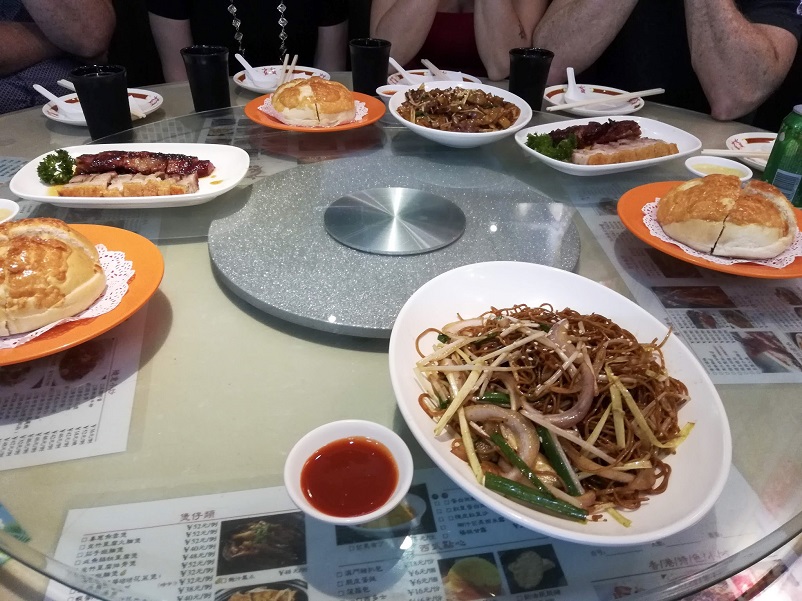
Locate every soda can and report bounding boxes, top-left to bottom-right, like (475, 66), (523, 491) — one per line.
(763, 104), (802, 207)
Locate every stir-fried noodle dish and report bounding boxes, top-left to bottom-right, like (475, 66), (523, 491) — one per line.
(398, 86), (521, 132)
(415, 304), (694, 525)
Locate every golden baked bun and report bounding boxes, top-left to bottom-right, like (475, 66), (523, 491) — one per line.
(0, 218), (107, 336)
(271, 76), (355, 126)
(656, 175), (797, 259)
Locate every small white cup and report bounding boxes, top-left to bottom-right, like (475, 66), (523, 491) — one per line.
(375, 84), (409, 107)
(0, 199), (20, 224)
(685, 156), (752, 183)
(283, 419), (414, 525)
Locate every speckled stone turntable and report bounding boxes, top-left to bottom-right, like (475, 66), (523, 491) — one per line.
(208, 154), (580, 338)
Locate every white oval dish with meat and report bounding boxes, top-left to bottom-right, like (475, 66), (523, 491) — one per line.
(515, 116), (701, 176)
(9, 143), (250, 209)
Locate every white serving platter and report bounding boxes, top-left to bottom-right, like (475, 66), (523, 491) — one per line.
(9, 143), (250, 209)
(389, 261), (732, 546)
(515, 115), (701, 176)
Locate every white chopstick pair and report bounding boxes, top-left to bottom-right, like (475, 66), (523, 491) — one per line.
(700, 149), (772, 158)
(276, 54), (299, 87)
(546, 87), (665, 112)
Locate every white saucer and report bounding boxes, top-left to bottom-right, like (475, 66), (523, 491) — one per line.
(232, 65), (330, 93)
(725, 132), (776, 171)
(543, 84), (644, 117)
(41, 88), (163, 126)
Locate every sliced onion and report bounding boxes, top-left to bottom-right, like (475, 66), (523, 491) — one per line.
(463, 404), (539, 481)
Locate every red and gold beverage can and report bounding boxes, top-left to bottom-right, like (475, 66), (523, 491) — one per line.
(763, 104), (802, 207)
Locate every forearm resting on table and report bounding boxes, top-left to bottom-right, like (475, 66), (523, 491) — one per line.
(532, 0), (637, 85)
(369, 0), (439, 66)
(686, 3), (798, 120)
(149, 13), (193, 82)
(22, 0), (115, 58)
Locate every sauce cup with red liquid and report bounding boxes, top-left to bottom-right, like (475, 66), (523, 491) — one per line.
(283, 420), (414, 525)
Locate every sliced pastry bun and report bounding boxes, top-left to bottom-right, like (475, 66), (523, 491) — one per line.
(0, 218), (106, 336)
(271, 76), (356, 126)
(656, 175), (797, 259)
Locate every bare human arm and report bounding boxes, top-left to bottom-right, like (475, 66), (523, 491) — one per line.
(685, 0), (798, 120)
(315, 20), (348, 71)
(0, 0), (115, 76)
(531, 0), (637, 85)
(148, 13), (194, 82)
(370, 0), (440, 67)
(473, 0), (549, 80)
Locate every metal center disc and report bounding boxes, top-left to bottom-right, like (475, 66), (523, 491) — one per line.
(323, 187), (466, 255)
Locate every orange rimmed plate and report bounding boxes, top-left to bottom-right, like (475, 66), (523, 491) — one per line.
(618, 181), (802, 279)
(0, 224), (164, 366)
(244, 93), (385, 132)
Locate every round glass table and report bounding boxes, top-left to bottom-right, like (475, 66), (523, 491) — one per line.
(0, 76), (800, 601)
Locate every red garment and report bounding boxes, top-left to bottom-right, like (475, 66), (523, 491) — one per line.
(407, 12), (487, 78)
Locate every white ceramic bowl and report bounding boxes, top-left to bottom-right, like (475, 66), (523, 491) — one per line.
(283, 419), (414, 525)
(685, 155), (753, 182)
(388, 261), (732, 546)
(0, 198), (20, 223)
(376, 84), (409, 108)
(388, 81), (532, 148)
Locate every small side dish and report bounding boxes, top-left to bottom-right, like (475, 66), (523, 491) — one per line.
(656, 175), (797, 259)
(284, 420), (413, 525)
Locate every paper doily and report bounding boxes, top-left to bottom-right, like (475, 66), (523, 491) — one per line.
(643, 200), (802, 269)
(0, 244), (134, 349)
(257, 97), (368, 127)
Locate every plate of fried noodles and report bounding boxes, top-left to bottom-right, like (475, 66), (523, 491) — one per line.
(389, 261), (731, 545)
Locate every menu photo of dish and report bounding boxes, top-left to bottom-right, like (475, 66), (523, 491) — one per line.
(732, 331), (802, 373)
(498, 544), (566, 594)
(334, 482), (437, 545)
(215, 579), (308, 601)
(216, 512), (306, 576)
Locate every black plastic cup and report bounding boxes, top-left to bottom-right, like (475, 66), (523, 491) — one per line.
(181, 45), (231, 112)
(70, 64), (133, 140)
(508, 48), (555, 111)
(349, 38), (391, 95)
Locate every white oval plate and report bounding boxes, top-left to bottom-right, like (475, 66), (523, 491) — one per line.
(41, 88), (163, 126)
(233, 65), (330, 93)
(389, 261), (732, 546)
(515, 115), (701, 176)
(725, 132), (776, 172)
(388, 69), (481, 86)
(9, 143), (250, 209)
(543, 84), (644, 117)
(388, 81), (532, 148)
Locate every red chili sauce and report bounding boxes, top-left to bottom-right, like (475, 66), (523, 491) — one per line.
(300, 436), (398, 517)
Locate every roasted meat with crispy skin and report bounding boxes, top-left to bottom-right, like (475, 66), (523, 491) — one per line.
(74, 151), (215, 177)
(549, 119), (641, 148)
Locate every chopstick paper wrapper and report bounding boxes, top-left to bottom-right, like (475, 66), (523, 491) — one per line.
(0, 246), (134, 349)
(642, 200), (802, 268)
